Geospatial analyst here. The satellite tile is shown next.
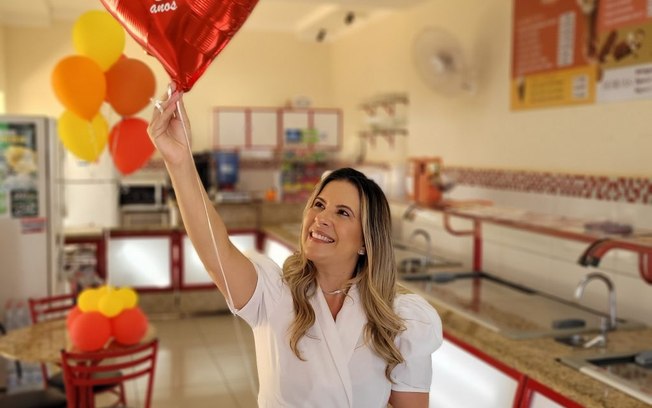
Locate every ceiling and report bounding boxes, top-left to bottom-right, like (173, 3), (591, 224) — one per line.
(0, 0), (426, 42)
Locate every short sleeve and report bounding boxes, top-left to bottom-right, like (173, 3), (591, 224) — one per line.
(230, 250), (284, 327)
(390, 294), (443, 392)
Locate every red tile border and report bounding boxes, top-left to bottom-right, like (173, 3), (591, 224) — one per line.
(444, 167), (652, 205)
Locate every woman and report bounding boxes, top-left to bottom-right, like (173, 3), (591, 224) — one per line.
(148, 86), (442, 407)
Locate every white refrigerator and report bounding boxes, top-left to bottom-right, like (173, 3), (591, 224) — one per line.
(0, 115), (64, 315)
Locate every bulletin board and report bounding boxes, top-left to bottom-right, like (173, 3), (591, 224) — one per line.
(511, 0), (652, 110)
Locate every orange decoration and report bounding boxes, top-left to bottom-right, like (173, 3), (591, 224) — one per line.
(111, 307), (148, 346)
(105, 58), (156, 116)
(69, 311), (112, 351)
(109, 118), (155, 175)
(66, 306), (83, 330)
(51, 55), (106, 120)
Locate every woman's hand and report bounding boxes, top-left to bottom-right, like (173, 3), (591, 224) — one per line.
(147, 83), (190, 165)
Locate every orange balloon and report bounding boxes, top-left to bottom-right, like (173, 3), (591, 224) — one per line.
(69, 311), (112, 351)
(66, 306), (83, 330)
(111, 307), (148, 346)
(109, 118), (155, 175)
(51, 56), (106, 120)
(106, 58), (156, 116)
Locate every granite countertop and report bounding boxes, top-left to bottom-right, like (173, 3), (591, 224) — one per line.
(401, 279), (652, 408)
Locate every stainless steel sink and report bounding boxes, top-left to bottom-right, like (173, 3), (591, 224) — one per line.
(393, 246), (462, 274)
(398, 271), (645, 340)
(558, 350), (652, 405)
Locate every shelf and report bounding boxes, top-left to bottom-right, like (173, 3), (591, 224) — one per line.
(359, 93), (409, 148)
(445, 205), (652, 247)
(359, 93), (409, 115)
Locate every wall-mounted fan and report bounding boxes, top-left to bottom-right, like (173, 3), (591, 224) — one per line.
(412, 26), (475, 96)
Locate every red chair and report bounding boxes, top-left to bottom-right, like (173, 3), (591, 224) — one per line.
(28, 294), (76, 390)
(28, 294), (76, 324)
(60, 339), (158, 408)
(28, 294), (127, 403)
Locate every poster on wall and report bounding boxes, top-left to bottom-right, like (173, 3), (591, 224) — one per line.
(512, 0), (652, 110)
(0, 123), (39, 218)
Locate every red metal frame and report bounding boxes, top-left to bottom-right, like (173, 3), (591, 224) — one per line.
(443, 213), (483, 271)
(443, 206), (652, 284)
(519, 377), (584, 408)
(443, 332), (527, 408)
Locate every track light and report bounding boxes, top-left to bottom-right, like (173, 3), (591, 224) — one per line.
(316, 28), (327, 42)
(344, 12), (355, 25)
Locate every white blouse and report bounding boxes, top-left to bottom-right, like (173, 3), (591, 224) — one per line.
(231, 252), (443, 408)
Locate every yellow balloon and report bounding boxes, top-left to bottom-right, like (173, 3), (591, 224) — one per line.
(97, 285), (110, 297)
(115, 287), (138, 309)
(72, 11), (125, 71)
(78, 288), (102, 312)
(57, 110), (108, 162)
(98, 292), (125, 318)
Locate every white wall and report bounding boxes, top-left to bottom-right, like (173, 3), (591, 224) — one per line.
(331, 0), (652, 177)
(5, 1), (652, 177)
(0, 26), (6, 113)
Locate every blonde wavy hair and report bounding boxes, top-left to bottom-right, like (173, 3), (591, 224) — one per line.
(282, 168), (406, 380)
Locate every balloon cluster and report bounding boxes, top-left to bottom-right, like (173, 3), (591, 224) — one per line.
(51, 11), (157, 175)
(99, 0), (260, 92)
(67, 286), (148, 352)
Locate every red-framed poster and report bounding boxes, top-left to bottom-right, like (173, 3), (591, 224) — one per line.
(512, 0), (652, 110)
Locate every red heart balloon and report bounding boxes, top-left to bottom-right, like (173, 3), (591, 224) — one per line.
(100, 0), (259, 92)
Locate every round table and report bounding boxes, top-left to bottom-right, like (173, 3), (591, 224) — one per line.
(0, 319), (156, 364)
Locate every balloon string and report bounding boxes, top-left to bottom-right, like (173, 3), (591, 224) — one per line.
(175, 99), (255, 398)
(104, 227), (111, 288)
(175, 100), (235, 312)
(87, 119), (101, 164)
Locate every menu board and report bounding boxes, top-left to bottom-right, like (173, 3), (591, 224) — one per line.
(512, 0), (652, 110)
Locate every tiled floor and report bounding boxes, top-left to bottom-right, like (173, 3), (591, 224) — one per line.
(116, 313), (259, 408)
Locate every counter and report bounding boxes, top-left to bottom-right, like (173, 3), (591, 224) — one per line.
(402, 278), (652, 407)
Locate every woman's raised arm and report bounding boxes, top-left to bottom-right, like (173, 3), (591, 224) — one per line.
(147, 85), (257, 309)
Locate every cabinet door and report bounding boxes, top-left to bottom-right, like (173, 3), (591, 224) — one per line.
(250, 109), (279, 148)
(281, 109), (309, 147)
(312, 109), (340, 149)
(107, 235), (172, 289)
(430, 338), (521, 408)
(521, 378), (583, 408)
(214, 109), (247, 148)
(528, 393), (566, 408)
(182, 232), (257, 286)
(263, 236), (294, 267)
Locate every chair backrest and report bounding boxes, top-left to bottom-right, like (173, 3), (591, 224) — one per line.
(60, 339), (158, 408)
(28, 294), (76, 324)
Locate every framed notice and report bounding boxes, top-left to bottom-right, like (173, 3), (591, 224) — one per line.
(512, 0), (652, 110)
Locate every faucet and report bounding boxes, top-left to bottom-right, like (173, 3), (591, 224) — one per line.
(408, 228), (432, 265)
(578, 238), (652, 284)
(578, 238), (637, 267)
(402, 203), (419, 221)
(574, 272), (617, 348)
